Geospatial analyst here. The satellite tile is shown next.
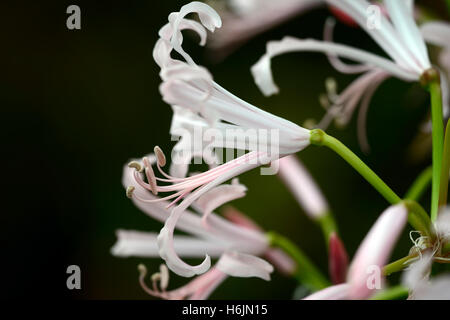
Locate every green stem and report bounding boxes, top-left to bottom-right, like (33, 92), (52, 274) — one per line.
(439, 120), (450, 208)
(317, 211), (338, 246)
(370, 286), (409, 300)
(404, 166), (432, 201)
(310, 129), (402, 205)
(383, 253), (419, 276)
(267, 231), (329, 291)
(429, 78), (444, 221)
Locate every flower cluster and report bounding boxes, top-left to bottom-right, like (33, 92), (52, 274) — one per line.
(112, 1), (450, 300)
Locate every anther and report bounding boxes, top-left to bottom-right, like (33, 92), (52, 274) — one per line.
(138, 263), (147, 276)
(145, 166), (158, 195)
(126, 186), (135, 199)
(128, 161), (143, 172)
(154, 146), (166, 167)
(325, 77), (337, 96)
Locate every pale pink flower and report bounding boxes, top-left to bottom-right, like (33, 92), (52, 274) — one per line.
(145, 2), (312, 277)
(207, 0), (324, 59)
(303, 203), (408, 300)
(118, 156), (273, 276)
(253, 0), (430, 96)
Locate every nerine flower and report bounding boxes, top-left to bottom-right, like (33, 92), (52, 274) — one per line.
(113, 158), (299, 298)
(304, 203), (408, 300)
(251, 0), (432, 151)
(142, 2), (312, 277)
(253, 0), (431, 96)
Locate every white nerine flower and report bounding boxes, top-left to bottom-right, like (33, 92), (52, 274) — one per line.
(252, 0), (431, 97)
(303, 203), (408, 300)
(147, 2), (311, 277)
(276, 155), (329, 220)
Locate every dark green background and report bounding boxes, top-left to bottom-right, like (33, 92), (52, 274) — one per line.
(3, 0), (447, 299)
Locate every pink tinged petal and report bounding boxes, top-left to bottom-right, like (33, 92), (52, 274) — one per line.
(264, 248), (297, 276)
(111, 230), (228, 259)
(216, 251), (274, 281)
(188, 269), (228, 300)
(328, 232), (349, 285)
(168, 267), (227, 300)
(323, 18), (372, 74)
(123, 161), (266, 248)
(302, 283), (350, 300)
(251, 36), (417, 98)
(157, 224), (211, 278)
(157, 161), (266, 277)
(196, 181), (247, 225)
(325, 0), (421, 72)
(277, 155), (328, 219)
(421, 21), (450, 49)
(384, 0), (430, 70)
(222, 206), (263, 231)
(347, 203), (408, 299)
(356, 70), (390, 153)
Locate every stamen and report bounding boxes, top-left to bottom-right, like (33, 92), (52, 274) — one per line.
(142, 157), (158, 195)
(159, 264), (169, 291)
(126, 186), (135, 199)
(154, 146), (167, 167)
(325, 77), (337, 97)
(128, 161), (143, 172)
(137, 264), (163, 298)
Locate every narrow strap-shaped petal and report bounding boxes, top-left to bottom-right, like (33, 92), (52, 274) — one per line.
(169, 2), (222, 66)
(196, 181), (247, 224)
(323, 18), (372, 74)
(421, 21), (450, 49)
(384, 0), (430, 70)
(251, 36), (416, 97)
(326, 0), (421, 72)
(347, 203), (408, 299)
(302, 283), (350, 300)
(111, 230), (227, 258)
(216, 251), (274, 281)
